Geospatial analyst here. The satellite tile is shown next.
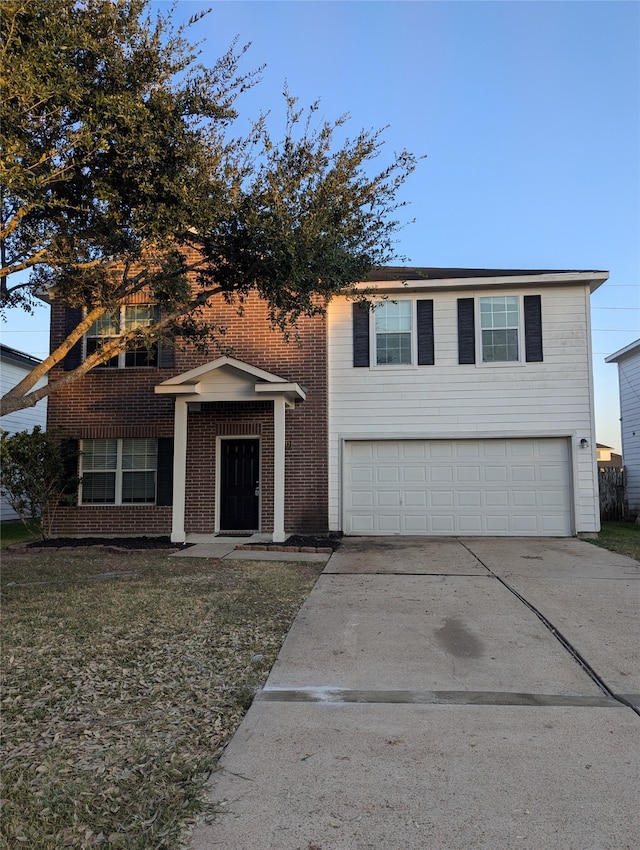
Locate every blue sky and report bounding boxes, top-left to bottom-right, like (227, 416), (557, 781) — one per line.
(2, 0), (638, 450)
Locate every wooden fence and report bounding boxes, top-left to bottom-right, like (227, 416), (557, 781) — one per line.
(598, 467), (626, 521)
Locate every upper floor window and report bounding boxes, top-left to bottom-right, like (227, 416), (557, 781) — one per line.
(80, 438), (157, 505)
(457, 294), (542, 365)
(85, 305), (160, 368)
(374, 301), (413, 365)
(353, 300), (434, 368)
(479, 296), (519, 362)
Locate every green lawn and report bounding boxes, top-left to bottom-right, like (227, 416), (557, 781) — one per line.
(0, 520), (39, 548)
(0, 549), (322, 849)
(583, 520), (640, 561)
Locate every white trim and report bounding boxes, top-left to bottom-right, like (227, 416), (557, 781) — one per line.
(351, 271), (609, 294)
(605, 338), (640, 363)
(171, 399), (188, 543)
(476, 293), (524, 366)
(273, 397), (286, 542)
(585, 284), (601, 532)
(369, 298), (416, 368)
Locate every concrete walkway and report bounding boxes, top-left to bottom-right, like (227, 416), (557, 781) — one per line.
(173, 533), (331, 563)
(190, 537), (640, 850)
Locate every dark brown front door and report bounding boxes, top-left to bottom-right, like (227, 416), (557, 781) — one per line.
(220, 439), (260, 531)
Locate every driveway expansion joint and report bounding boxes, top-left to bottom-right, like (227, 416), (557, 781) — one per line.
(257, 687), (619, 707)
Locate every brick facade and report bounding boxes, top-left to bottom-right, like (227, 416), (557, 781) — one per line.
(48, 290), (329, 536)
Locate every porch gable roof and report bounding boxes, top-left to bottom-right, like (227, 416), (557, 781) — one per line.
(154, 355), (306, 405)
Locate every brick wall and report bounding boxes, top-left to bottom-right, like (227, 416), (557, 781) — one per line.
(49, 290), (329, 536)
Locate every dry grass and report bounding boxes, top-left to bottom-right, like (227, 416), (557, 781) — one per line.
(0, 549), (323, 849)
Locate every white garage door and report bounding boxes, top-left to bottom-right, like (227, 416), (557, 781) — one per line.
(343, 438), (573, 536)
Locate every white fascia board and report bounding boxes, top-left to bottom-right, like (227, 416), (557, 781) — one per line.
(254, 382), (306, 401)
(605, 338), (640, 363)
(155, 383), (201, 395)
(351, 271), (609, 294)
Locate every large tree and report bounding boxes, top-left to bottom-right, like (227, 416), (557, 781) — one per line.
(0, 0), (419, 416)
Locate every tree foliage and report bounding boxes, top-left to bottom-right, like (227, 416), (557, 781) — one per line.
(0, 427), (77, 539)
(0, 0), (420, 415)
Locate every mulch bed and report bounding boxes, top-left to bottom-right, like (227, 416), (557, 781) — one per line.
(19, 536), (183, 552)
(236, 534), (342, 554)
(15, 534), (342, 554)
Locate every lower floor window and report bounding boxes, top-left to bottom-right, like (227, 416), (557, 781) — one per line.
(80, 438), (157, 505)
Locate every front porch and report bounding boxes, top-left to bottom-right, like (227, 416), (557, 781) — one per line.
(155, 356), (306, 543)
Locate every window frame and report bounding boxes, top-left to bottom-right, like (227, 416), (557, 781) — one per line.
(79, 438), (158, 506)
(477, 294), (524, 366)
(370, 299), (417, 368)
(84, 304), (160, 369)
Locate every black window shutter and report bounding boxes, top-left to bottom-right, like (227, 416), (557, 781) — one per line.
(156, 438), (174, 506)
(63, 308), (84, 371)
(158, 344), (175, 368)
(457, 298), (476, 364)
(157, 308), (175, 367)
(352, 303), (370, 367)
(524, 294), (543, 362)
(61, 439), (79, 505)
(416, 300), (434, 365)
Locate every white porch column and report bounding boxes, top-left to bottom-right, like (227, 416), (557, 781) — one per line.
(272, 396), (286, 542)
(171, 399), (188, 543)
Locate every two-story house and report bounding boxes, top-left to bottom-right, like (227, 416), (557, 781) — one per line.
(47, 266), (607, 540)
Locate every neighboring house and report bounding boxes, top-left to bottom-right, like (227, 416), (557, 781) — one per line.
(606, 339), (640, 516)
(0, 344), (48, 521)
(596, 443), (622, 470)
(46, 266), (608, 540)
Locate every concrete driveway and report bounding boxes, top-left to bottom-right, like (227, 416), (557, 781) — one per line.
(190, 537), (640, 850)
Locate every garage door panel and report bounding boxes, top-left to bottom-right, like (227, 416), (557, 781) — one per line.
(379, 491), (401, 507)
(405, 515), (429, 532)
(539, 490), (568, 508)
(512, 515), (540, 534)
(456, 515), (483, 533)
(510, 442), (536, 459)
(484, 467), (508, 483)
(431, 467), (454, 484)
(539, 466), (567, 484)
(458, 491), (482, 507)
(378, 515), (402, 533)
(512, 465), (536, 483)
(378, 467), (400, 483)
(457, 466), (480, 483)
(482, 442), (508, 459)
(402, 443), (429, 461)
(351, 467), (373, 484)
(486, 491), (509, 507)
(430, 443), (454, 460)
(405, 491), (428, 507)
(431, 490), (454, 507)
(455, 442), (481, 460)
(344, 439), (573, 537)
(512, 491), (537, 507)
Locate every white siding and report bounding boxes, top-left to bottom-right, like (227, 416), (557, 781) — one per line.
(0, 357), (48, 521)
(617, 351), (640, 514)
(328, 284), (598, 534)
